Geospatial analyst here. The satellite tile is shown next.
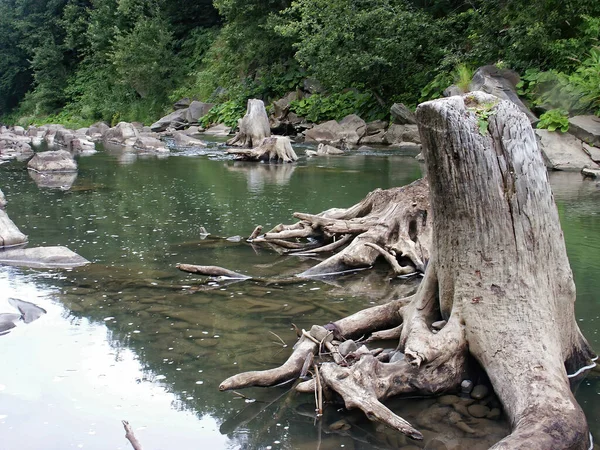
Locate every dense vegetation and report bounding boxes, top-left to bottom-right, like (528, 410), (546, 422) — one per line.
(0, 0), (599, 127)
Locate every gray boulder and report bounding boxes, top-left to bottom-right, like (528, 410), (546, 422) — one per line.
(170, 131), (206, 148)
(87, 122), (110, 140)
(69, 137), (96, 155)
(317, 143), (344, 155)
(203, 124), (232, 136)
(0, 137), (34, 161)
(0, 209), (27, 248)
(390, 103), (417, 125)
(173, 97), (192, 110)
(0, 245), (90, 269)
(134, 136), (169, 153)
(104, 122), (139, 146)
(0, 189), (5, 209)
(535, 129), (598, 171)
(583, 143), (600, 163)
(568, 115), (600, 147)
(27, 150), (77, 172)
(54, 128), (76, 147)
(384, 124), (421, 146)
(304, 120), (344, 144)
(12, 126), (25, 136)
(469, 65), (537, 122)
(150, 109), (188, 132)
(339, 114), (367, 145)
(182, 126), (204, 138)
(185, 101), (214, 124)
(28, 170), (78, 190)
(360, 120), (388, 144)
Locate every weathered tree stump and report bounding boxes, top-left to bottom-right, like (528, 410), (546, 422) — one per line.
(227, 99), (271, 148)
(226, 136), (298, 162)
(218, 92), (596, 449)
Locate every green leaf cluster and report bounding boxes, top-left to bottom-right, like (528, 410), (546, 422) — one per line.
(289, 91), (385, 123)
(537, 109), (570, 133)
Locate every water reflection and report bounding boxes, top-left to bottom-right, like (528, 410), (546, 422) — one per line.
(1, 148), (599, 449)
(28, 170), (78, 190)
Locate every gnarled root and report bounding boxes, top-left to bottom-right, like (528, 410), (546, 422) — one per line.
(227, 136), (298, 162)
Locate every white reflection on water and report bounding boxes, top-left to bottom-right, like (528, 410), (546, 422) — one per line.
(0, 270), (228, 450)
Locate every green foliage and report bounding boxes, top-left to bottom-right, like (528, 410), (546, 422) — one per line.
(537, 109), (570, 132)
(289, 91), (384, 123)
(467, 99), (498, 136)
(200, 100), (247, 128)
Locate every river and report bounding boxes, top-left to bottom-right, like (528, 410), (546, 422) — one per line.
(1, 142), (599, 449)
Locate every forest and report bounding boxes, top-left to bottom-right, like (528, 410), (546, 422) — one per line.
(0, 0), (599, 129)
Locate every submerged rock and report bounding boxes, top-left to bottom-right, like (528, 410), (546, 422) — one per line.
(0, 245), (90, 269)
(28, 170), (78, 190)
(203, 124), (232, 136)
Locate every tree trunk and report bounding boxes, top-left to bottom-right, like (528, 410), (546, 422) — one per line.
(219, 92), (596, 449)
(227, 99), (271, 148)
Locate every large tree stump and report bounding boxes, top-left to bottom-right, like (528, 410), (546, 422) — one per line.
(219, 92), (596, 449)
(226, 136), (298, 162)
(227, 99), (271, 148)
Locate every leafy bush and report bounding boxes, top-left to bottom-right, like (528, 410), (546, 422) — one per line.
(537, 109), (570, 132)
(289, 91), (385, 123)
(200, 100), (247, 128)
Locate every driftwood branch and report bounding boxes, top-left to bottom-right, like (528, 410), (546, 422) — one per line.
(122, 420), (143, 450)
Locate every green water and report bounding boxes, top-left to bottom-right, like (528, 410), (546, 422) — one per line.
(0, 145), (599, 450)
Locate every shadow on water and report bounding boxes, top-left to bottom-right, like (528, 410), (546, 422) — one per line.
(0, 145), (598, 449)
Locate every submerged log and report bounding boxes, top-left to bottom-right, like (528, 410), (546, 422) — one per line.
(219, 92), (596, 449)
(227, 99), (271, 148)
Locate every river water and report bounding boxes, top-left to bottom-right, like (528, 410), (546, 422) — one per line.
(0, 142), (599, 450)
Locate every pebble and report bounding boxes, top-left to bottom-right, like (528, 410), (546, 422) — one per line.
(339, 339), (358, 357)
(486, 408), (501, 420)
(460, 379), (474, 394)
(389, 351), (406, 363)
(309, 325), (331, 342)
(329, 419), (351, 431)
(438, 395), (460, 406)
(432, 320), (447, 330)
(468, 404), (490, 418)
(470, 384), (489, 400)
(354, 345), (370, 357)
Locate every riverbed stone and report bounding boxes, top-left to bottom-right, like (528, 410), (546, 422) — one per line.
(0, 245), (90, 269)
(438, 395), (460, 406)
(467, 404), (490, 418)
(309, 324), (332, 342)
(339, 339), (358, 357)
(134, 136), (169, 153)
(461, 379), (474, 394)
(304, 120), (344, 144)
(0, 189), (5, 209)
(339, 114), (367, 144)
(316, 143), (344, 155)
(151, 109), (189, 132)
(27, 150), (77, 172)
(391, 103), (417, 125)
(0, 210), (28, 248)
(569, 115), (600, 147)
(185, 101), (214, 124)
(470, 384), (489, 400)
(582, 143), (600, 163)
(535, 129), (597, 171)
(203, 124), (232, 136)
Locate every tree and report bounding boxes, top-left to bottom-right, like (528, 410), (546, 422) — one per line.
(215, 93), (596, 449)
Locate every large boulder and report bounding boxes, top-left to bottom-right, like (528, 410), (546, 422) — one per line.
(0, 137), (34, 161)
(0, 245), (89, 269)
(54, 128), (76, 147)
(469, 65), (537, 122)
(150, 109), (188, 132)
(27, 150), (77, 172)
(0, 189), (6, 209)
(304, 120), (344, 144)
(383, 124), (421, 146)
(170, 131), (206, 148)
(69, 137), (96, 155)
(339, 114), (367, 145)
(173, 97), (192, 110)
(0, 209), (27, 248)
(535, 129), (598, 171)
(360, 120), (388, 145)
(87, 122), (110, 141)
(185, 101), (214, 124)
(568, 115), (600, 147)
(390, 103), (417, 125)
(104, 122), (139, 146)
(134, 136), (169, 153)
(27, 126), (46, 145)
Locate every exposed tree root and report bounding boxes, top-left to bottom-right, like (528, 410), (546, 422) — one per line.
(217, 94), (597, 449)
(227, 136), (298, 162)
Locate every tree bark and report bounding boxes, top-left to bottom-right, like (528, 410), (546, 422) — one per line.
(227, 136), (298, 162)
(219, 92), (597, 449)
(227, 99), (271, 148)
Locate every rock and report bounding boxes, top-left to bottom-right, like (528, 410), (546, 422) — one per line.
(305, 150), (318, 157)
(0, 189), (5, 209)
(582, 167), (600, 179)
(302, 78), (325, 94)
(438, 395), (460, 406)
(12, 125), (25, 136)
(569, 115), (600, 147)
(170, 131), (206, 148)
(28, 170), (77, 190)
(366, 120), (388, 135)
(339, 114), (367, 144)
(467, 404), (490, 418)
(461, 379), (474, 394)
(469, 65), (537, 122)
(272, 91), (300, 121)
(328, 419), (351, 431)
(185, 101), (214, 124)
(0, 245), (90, 269)
(173, 97), (192, 110)
(535, 129), (597, 171)
(443, 85), (464, 97)
(583, 143), (600, 163)
(304, 120), (344, 144)
(390, 103), (417, 125)
(69, 138), (96, 155)
(470, 384), (489, 400)
(134, 136), (169, 153)
(486, 408), (501, 420)
(8, 298), (46, 323)
(150, 109), (189, 132)
(384, 124), (421, 145)
(87, 122), (110, 140)
(339, 339), (358, 357)
(27, 126), (46, 145)
(203, 124), (232, 136)
(389, 351), (405, 363)
(316, 143), (344, 155)
(27, 150), (77, 173)
(0, 138), (33, 161)
(0, 209), (28, 248)
(104, 122), (140, 145)
(432, 320), (447, 330)
(54, 128), (76, 147)
(182, 126), (204, 138)
(309, 325), (332, 342)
